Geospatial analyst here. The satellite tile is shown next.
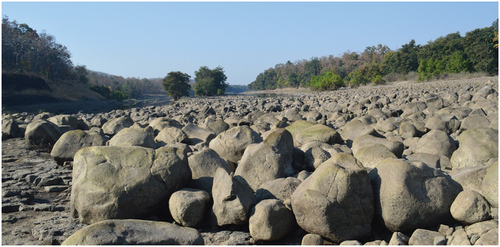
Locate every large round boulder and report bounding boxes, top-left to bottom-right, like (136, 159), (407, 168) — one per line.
(25, 119), (63, 146)
(50, 130), (107, 165)
(249, 199), (296, 241)
(102, 116), (134, 136)
(291, 153), (374, 243)
(450, 127), (498, 169)
(415, 129), (457, 158)
(187, 148), (232, 194)
(108, 127), (156, 149)
(169, 188), (211, 228)
(209, 125), (262, 164)
(294, 124), (341, 147)
(70, 146), (191, 224)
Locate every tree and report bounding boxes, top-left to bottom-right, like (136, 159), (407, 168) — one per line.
(308, 70), (344, 91)
(162, 71), (191, 100)
(193, 66), (227, 96)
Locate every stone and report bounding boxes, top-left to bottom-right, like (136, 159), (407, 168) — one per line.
(354, 144), (397, 170)
(50, 130), (107, 165)
(249, 199), (296, 241)
(301, 233), (324, 245)
(70, 146), (191, 224)
(234, 128), (294, 192)
(415, 129), (457, 158)
(460, 115), (491, 131)
(101, 116), (134, 136)
(47, 114), (78, 130)
(182, 123), (216, 145)
(352, 134), (404, 158)
(301, 141), (349, 170)
(295, 124), (341, 147)
(450, 128), (498, 169)
(424, 114), (460, 134)
(369, 158), (462, 232)
(408, 229), (445, 245)
(340, 240), (362, 245)
(255, 177), (301, 202)
(187, 148), (232, 194)
(450, 165), (489, 193)
(448, 228), (471, 245)
(291, 153), (374, 243)
(339, 119), (377, 147)
(2, 119), (19, 139)
(169, 188), (211, 228)
(206, 119), (230, 135)
(473, 228), (498, 245)
(388, 232), (409, 245)
(154, 127), (187, 146)
(481, 161), (498, 207)
(108, 127), (156, 148)
(212, 168), (255, 226)
(209, 125), (262, 163)
(285, 120), (316, 145)
(450, 190), (491, 224)
(61, 219), (204, 245)
(25, 120), (63, 146)
(149, 117), (184, 133)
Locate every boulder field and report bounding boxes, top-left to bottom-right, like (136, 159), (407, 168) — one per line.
(2, 77), (498, 245)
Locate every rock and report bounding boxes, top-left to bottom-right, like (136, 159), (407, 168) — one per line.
(424, 114), (460, 134)
(465, 220), (498, 243)
(301, 141), (349, 170)
(388, 232), (409, 245)
(61, 219), (204, 245)
(285, 120), (316, 144)
(448, 228), (471, 245)
(450, 190), (491, 224)
(25, 120), (63, 146)
(101, 116), (134, 136)
(70, 146), (191, 224)
(294, 124), (341, 147)
(398, 122), (418, 138)
(169, 188), (211, 228)
(408, 229), (445, 245)
(149, 117), (184, 133)
(154, 127), (187, 146)
(460, 115), (491, 131)
(481, 161), (498, 207)
(473, 227), (498, 245)
(291, 153), (374, 243)
(450, 128), (498, 169)
(108, 127), (157, 148)
(339, 119), (377, 147)
(249, 199), (296, 241)
(188, 148), (232, 194)
(340, 240), (362, 245)
(50, 130), (107, 165)
(47, 114), (78, 130)
(209, 125), (262, 164)
(201, 230), (252, 245)
(255, 177), (301, 202)
(369, 158), (462, 232)
(415, 129), (457, 158)
(450, 165), (489, 193)
(206, 119), (230, 135)
(234, 128), (294, 192)
(182, 123), (216, 146)
(354, 144), (397, 170)
(352, 134), (404, 158)
(2, 119), (19, 139)
(301, 233), (324, 245)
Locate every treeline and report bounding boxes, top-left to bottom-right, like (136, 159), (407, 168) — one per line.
(248, 19), (498, 91)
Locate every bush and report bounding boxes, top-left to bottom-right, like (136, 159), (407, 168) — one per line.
(308, 71), (345, 91)
(371, 75), (386, 85)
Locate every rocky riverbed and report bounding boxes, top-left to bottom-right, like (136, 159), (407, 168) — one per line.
(2, 77), (498, 245)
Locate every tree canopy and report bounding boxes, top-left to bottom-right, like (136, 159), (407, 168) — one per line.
(193, 66), (228, 96)
(162, 71), (191, 100)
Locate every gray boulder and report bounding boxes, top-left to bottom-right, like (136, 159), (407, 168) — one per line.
(294, 124), (341, 147)
(206, 119), (230, 135)
(108, 127), (156, 149)
(188, 148), (232, 194)
(481, 161), (498, 207)
(2, 119), (19, 139)
(169, 188), (211, 228)
(61, 219), (203, 245)
(408, 229), (445, 245)
(47, 114), (78, 130)
(339, 119), (377, 147)
(234, 128), (294, 192)
(450, 190), (491, 225)
(154, 127), (187, 146)
(212, 168), (255, 226)
(102, 116), (134, 136)
(50, 130), (107, 165)
(255, 177), (301, 202)
(25, 119), (63, 146)
(352, 134), (404, 158)
(71, 146), (191, 224)
(182, 123), (216, 145)
(354, 143), (397, 170)
(249, 199), (296, 241)
(291, 153), (374, 243)
(209, 125), (262, 164)
(301, 141), (349, 170)
(450, 127), (498, 169)
(415, 129), (457, 158)
(369, 158), (462, 232)
(460, 114), (491, 131)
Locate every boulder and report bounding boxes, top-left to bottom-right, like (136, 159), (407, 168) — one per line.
(61, 219), (203, 245)
(448, 228), (471, 245)
(424, 114), (460, 134)
(182, 123), (216, 145)
(285, 120), (316, 145)
(388, 232), (409, 245)
(464, 220), (498, 244)
(234, 128), (294, 192)
(2, 119), (19, 139)
(169, 188), (211, 228)
(149, 117), (184, 134)
(101, 116), (134, 136)
(212, 168), (255, 226)
(352, 134), (404, 158)
(369, 158), (462, 232)
(473, 227), (498, 245)
(25, 119), (63, 146)
(108, 127), (156, 149)
(301, 234), (324, 245)
(294, 124), (341, 147)
(255, 177), (301, 202)
(450, 128), (498, 169)
(48, 114), (78, 130)
(460, 114), (491, 131)
(301, 141), (349, 170)
(154, 127), (187, 146)
(206, 119), (230, 135)
(50, 130), (107, 165)
(339, 119), (377, 147)
(291, 153), (374, 243)
(415, 129), (457, 158)
(70, 146), (191, 224)
(408, 229), (445, 245)
(353, 144), (397, 170)
(450, 190), (491, 225)
(209, 125), (262, 164)
(450, 165), (489, 193)
(249, 199), (296, 241)
(188, 148), (232, 194)
(481, 161), (498, 207)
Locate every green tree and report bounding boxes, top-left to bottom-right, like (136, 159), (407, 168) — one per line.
(308, 70), (344, 91)
(193, 66), (227, 96)
(445, 51), (469, 73)
(162, 71), (191, 100)
(463, 21), (498, 75)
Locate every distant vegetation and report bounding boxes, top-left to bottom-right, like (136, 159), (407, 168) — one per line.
(248, 19), (498, 91)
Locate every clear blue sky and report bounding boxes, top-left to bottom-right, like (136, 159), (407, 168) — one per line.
(2, 1), (498, 85)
